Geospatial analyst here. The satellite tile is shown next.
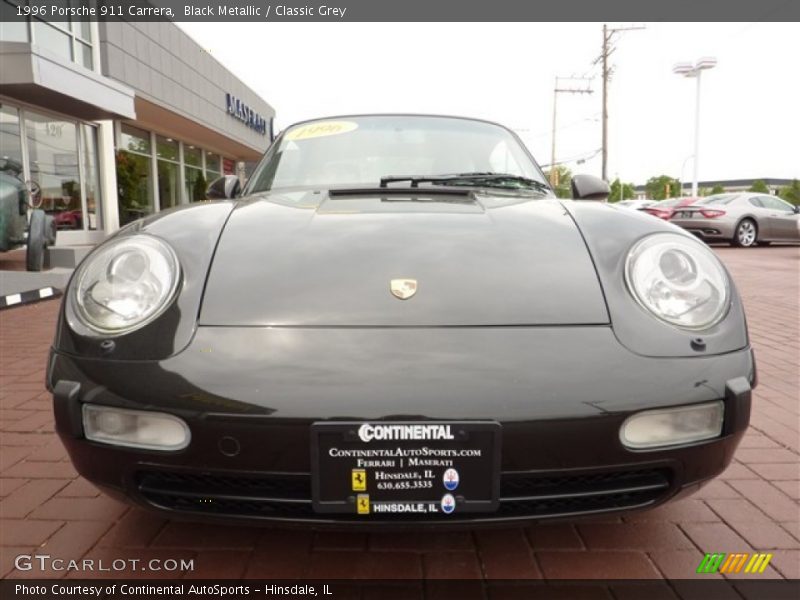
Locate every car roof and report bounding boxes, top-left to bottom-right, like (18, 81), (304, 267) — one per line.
(282, 113), (516, 132)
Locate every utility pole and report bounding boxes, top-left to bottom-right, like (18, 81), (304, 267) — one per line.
(550, 76), (594, 187)
(596, 23), (645, 181)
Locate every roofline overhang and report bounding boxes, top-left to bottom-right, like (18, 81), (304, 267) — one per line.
(0, 41), (136, 120)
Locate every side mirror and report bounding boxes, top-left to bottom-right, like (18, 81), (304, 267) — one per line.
(206, 175), (241, 200)
(571, 174), (610, 201)
(794, 205), (800, 214)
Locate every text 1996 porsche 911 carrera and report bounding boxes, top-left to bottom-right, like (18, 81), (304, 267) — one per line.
(49, 115), (755, 526)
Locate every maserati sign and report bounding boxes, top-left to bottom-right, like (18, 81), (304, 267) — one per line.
(225, 93), (267, 135)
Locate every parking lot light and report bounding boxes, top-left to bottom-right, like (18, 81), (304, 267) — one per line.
(673, 57), (717, 197)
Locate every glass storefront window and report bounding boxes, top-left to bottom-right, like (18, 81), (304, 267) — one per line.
(116, 151), (153, 226)
(185, 166), (206, 202)
(223, 157), (236, 175)
(80, 124), (101, 230)
(156, 135), (180, 209)
(184, 145), (202, 168)
(0, 105), (24, 170)
(115, 129), (241, 218)
(25, 110), (83, 231)
(183, 145), (205, 201)
(157, 160), (180, 210)
(156, 135), (179, 162)
(117, 125), (154, 226)
(120, 124), (151, 154)
(205, 151), (221, 180)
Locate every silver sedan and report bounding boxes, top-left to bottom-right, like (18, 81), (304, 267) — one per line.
(669, 192), (800, 247)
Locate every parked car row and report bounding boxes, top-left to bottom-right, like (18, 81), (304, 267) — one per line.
(625, 194), (800, 247)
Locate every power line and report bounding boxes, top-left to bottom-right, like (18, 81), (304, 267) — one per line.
(594, 23), (645, 181)
(541, 148), (602, 169)
(550, 76), (594, 186)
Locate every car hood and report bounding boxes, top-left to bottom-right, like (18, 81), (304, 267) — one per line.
(198, 190), (610, 326)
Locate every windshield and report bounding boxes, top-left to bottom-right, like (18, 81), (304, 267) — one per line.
(246, 116), (546, 193)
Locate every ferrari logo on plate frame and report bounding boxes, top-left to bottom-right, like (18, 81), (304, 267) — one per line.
(390, 279), (418, 300)
(351, 468), (367, 491)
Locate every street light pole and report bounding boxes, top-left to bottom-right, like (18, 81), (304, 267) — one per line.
(550, 79), (558, 187)
(673, 57), (717, 198)
(692, 72), (702, 197)
(679, 154), (694, 196)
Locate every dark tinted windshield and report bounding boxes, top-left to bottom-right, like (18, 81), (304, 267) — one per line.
(246, 116), (545, 193)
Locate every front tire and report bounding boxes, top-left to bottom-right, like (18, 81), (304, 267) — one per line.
(26, 209), (47, 271)
(733, 219), (757, 248)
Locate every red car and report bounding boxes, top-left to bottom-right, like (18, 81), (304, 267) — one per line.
(640, 197), (697, 220)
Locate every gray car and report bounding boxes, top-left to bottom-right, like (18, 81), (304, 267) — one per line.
(669, 192), (800, 247)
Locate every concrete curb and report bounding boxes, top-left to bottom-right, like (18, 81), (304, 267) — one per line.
(0, 286), (61, 309)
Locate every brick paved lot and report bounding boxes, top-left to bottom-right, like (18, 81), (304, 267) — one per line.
(0, 247), (797, 581)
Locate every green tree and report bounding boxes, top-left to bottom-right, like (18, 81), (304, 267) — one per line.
(645, 175), (681, 200)
(609, 178), (635, 202)
(748, 179), (770, 193)
(115, 150), (146, 209)
(778, 179), (800, 206)
(710, 184), (726, 195)
(543, 166), (572, 199)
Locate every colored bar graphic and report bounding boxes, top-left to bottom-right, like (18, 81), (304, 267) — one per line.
(697, 552), (773, 574)
(697, 553), (726, 574)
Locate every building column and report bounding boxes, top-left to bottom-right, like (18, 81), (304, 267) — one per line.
(97, 120), (119, 236)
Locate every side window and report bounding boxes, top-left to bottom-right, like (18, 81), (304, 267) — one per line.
(762, 196), (793, 212)
(748, 197), (763, 208)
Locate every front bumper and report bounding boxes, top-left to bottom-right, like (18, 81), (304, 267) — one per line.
(49, 326), (754, 527)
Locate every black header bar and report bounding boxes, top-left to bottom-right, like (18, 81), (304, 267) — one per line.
(1, 0), (799, 23)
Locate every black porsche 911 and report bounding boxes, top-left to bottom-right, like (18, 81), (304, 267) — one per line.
(49, 115), (755, 526)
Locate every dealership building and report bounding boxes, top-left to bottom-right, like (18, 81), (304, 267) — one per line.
(0, 12), (274, 249)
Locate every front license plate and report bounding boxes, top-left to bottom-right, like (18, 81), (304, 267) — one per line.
(311, 421), (501, 516)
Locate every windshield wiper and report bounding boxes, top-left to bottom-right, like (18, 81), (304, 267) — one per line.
(379, 172), (551, 192)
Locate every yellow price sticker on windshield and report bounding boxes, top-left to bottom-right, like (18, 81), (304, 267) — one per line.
(284, 120), (358, 141)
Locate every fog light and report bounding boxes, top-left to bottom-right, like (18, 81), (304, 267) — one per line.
(620, 401), (724, 449)
(82, 405), (190, 451)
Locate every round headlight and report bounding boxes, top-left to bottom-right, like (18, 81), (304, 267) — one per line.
(625, 233), (730, 330)
(70, 235), (180, 335)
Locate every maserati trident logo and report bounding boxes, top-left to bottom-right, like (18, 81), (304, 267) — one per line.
(390, 279), (418, 300)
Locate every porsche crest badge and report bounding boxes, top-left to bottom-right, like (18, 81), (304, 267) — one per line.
(390, 279), (418, 300)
